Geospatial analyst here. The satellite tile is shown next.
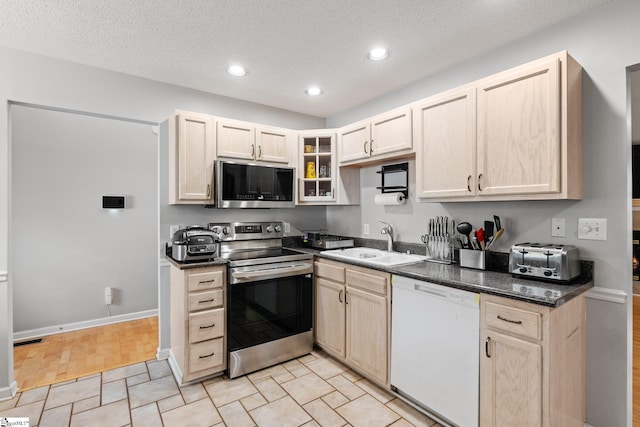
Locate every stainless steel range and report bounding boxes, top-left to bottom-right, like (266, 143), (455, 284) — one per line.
(208, 221), (313, 378)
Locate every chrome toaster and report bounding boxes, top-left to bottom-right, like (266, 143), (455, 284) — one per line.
(509, 243), (581, 282)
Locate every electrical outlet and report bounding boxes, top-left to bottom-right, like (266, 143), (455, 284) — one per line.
(363, 223), (370, 235)
(283, 222), (291, 233)
(169, 224), (180, 236)
(578, 218), (607, 241)
(105, 287), (113, 305)
(551, 218), (565, 238)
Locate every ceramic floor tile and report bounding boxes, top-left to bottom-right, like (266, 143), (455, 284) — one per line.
(72, 395), (101, 414)
(39, 403), (72, 427)
(0, 394), (19, 411)
(241, 393), (268, 411)
(322, 391), (350, 409)
(70, 399), (130, 427)
(305, 358), (346, 379)
(302, 421), (322, 427)
(51, 378), (76, 388)
(303, 398), (347, 427)
(272, 371), (296, 384)
(102, 379), (127, 405)
(128, 375), (179, 409)
(389, 419), (416, 427)
(250, 396), (312, 427)
(253, 377), (287, 402)
(206, 376), (259, 407)
(247, 364), (289, 382)
(326, 375), (365, 401)
(336, 395), (401, 427)
(157, 394), (185, 413)
(126, 372), (150, 387)
(44, 376), (101, 409)
(297, 354), (317, 364)
(146, 359), (172, 380)
(161, 396), (222, 427)
(281, 373), (335, 406)
(385, 398), (437, 427)
(17, 385), (49, 406)
(282, 359), (313, 377)
(1, 400), (44, 424)
(131, 402), (163, 427)
(341, 370), (363, 383)
(353, 378), (393, 404)
(101, 362), (147, 383)
(218, 400), (256, 427)
(179, 382), (208, 404)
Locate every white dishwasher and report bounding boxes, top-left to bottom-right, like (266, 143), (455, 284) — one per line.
(391, 275), (479, 427)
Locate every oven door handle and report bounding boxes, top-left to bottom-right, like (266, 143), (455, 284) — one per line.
(230, 263), (313, 284)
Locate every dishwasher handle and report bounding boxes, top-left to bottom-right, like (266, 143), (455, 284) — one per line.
(414, 284), (448, 299)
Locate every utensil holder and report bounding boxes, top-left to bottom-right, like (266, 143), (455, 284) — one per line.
(423, 235), (455, 265)
(459, 249), (486, 270)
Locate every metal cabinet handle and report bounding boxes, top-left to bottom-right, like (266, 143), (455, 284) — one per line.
(467, 175), (472, 192)
(345, 290), (349, 304)
(258, 145), (262, 159)
(198, 279), (216, 284)
(198, 298), (215, 304)
(338, 289), (343, 303)
(199, 323), (216, 329)
(207, 184), (211, 197)
(478, 173), (483, 191)
(199, 352), (215, 359)
(363, 141), (368, 154)
(485, 337), (491, 358)
(251, 144), (255, 157)
(497, 315), (522, 325)
(370, 139), (374, 154)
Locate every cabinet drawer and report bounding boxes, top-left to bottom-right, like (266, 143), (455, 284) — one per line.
(187, 269), (224, 292)
(189, 309), (225, 343)
(188, 289), (223, 311)
(345, 269), (388, 295)
(315, 261), (345, 283)
(485, 302), (541, 340)
(188, 338), (224, 373)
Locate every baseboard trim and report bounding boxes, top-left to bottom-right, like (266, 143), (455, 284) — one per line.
(584, 287), (627, 304)
(156, 347), (170, 360)
(13, 309), (158, 342)
(167, 350), (184, 385)
(0, 380), (18, 401)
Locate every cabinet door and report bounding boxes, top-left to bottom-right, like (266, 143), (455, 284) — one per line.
(345, 286), (388, 385)
(256, 127), (289, 163)
(477, 58), (561, 196)
(370, 106), (412, 158)
(315, 278), (346, 357)
(217, 119), (256, 160)
(414, 88), (476, 199)
(176, 112), (215, 202)
(481, 332), (542, 427)
(339, 120), (370, 164)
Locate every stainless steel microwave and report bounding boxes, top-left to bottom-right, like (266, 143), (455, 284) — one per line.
(216, 160), (295, 208)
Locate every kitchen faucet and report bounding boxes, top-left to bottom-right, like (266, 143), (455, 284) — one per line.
(379, 221), (394, 252)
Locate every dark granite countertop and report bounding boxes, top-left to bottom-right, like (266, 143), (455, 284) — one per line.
(165, 255), (227, 270)
(285, 244), (593, 307)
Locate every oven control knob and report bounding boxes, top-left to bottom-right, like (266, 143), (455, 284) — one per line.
(519, 267), (528, 274)
(221, 227), (229, 235)
(274, 225), (282, 232)
(266, 226), (274, 233)
(544, 270), (553, 277)
(211, 226), (219, 233)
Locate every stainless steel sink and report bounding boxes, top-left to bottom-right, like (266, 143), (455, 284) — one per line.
(322, 247), (426, 266)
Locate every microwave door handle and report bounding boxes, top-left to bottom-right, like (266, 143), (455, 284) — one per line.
(231, 264), (312, 283)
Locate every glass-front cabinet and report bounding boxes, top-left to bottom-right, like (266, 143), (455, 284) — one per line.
(299, 132), (337, 203)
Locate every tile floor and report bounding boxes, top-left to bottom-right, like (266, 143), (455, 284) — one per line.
(0, 348), (442, 427)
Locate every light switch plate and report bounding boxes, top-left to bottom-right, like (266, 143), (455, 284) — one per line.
(551, 218), (566, 238)
(578, 218), (607, 240)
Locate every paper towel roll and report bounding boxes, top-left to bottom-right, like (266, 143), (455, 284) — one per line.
(374, 192), (406, 205)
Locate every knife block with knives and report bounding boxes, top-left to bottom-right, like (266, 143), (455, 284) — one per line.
(421, 216), (455, 264)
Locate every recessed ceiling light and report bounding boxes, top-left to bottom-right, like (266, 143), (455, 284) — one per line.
(367, 47), (389, 61)
(227, 65), (247, 77)
(305, 87), (323, 96)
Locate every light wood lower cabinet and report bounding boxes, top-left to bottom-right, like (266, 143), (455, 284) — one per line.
(314, 259), (391, 387)
(480, 293), (585, 427)
(170, 265), (226, 385)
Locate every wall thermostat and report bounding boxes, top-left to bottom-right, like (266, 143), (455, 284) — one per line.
(102, 195), (126, 209)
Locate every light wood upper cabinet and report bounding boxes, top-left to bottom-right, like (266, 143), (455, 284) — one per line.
(338, 106), (413, 166)
(168, 111), (216, 204)
(415, 51), (582, 202)
(480, 293), (585, 427)
(217, 118), (290, 164)
(414, 86), (477, 199)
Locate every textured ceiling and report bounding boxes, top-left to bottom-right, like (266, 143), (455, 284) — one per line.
(0, 0), (613, 118)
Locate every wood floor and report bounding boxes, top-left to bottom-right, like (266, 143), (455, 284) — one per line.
(13, 316), (158, 391)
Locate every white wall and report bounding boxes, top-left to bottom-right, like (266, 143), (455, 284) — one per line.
(11, 105), (158, 332)
(0, 46), (325, 399)
(327, 0), (639, 425)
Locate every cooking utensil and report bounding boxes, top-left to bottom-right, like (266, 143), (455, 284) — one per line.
(457, 222), (473, 249)
(493, 215), (502, 232)
(476, 228), (486, 251)
(487, 228), (504, 249)
(484, 221), (494, 240)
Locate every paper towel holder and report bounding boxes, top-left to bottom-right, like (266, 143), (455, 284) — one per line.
(376, 162), (408, 198)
